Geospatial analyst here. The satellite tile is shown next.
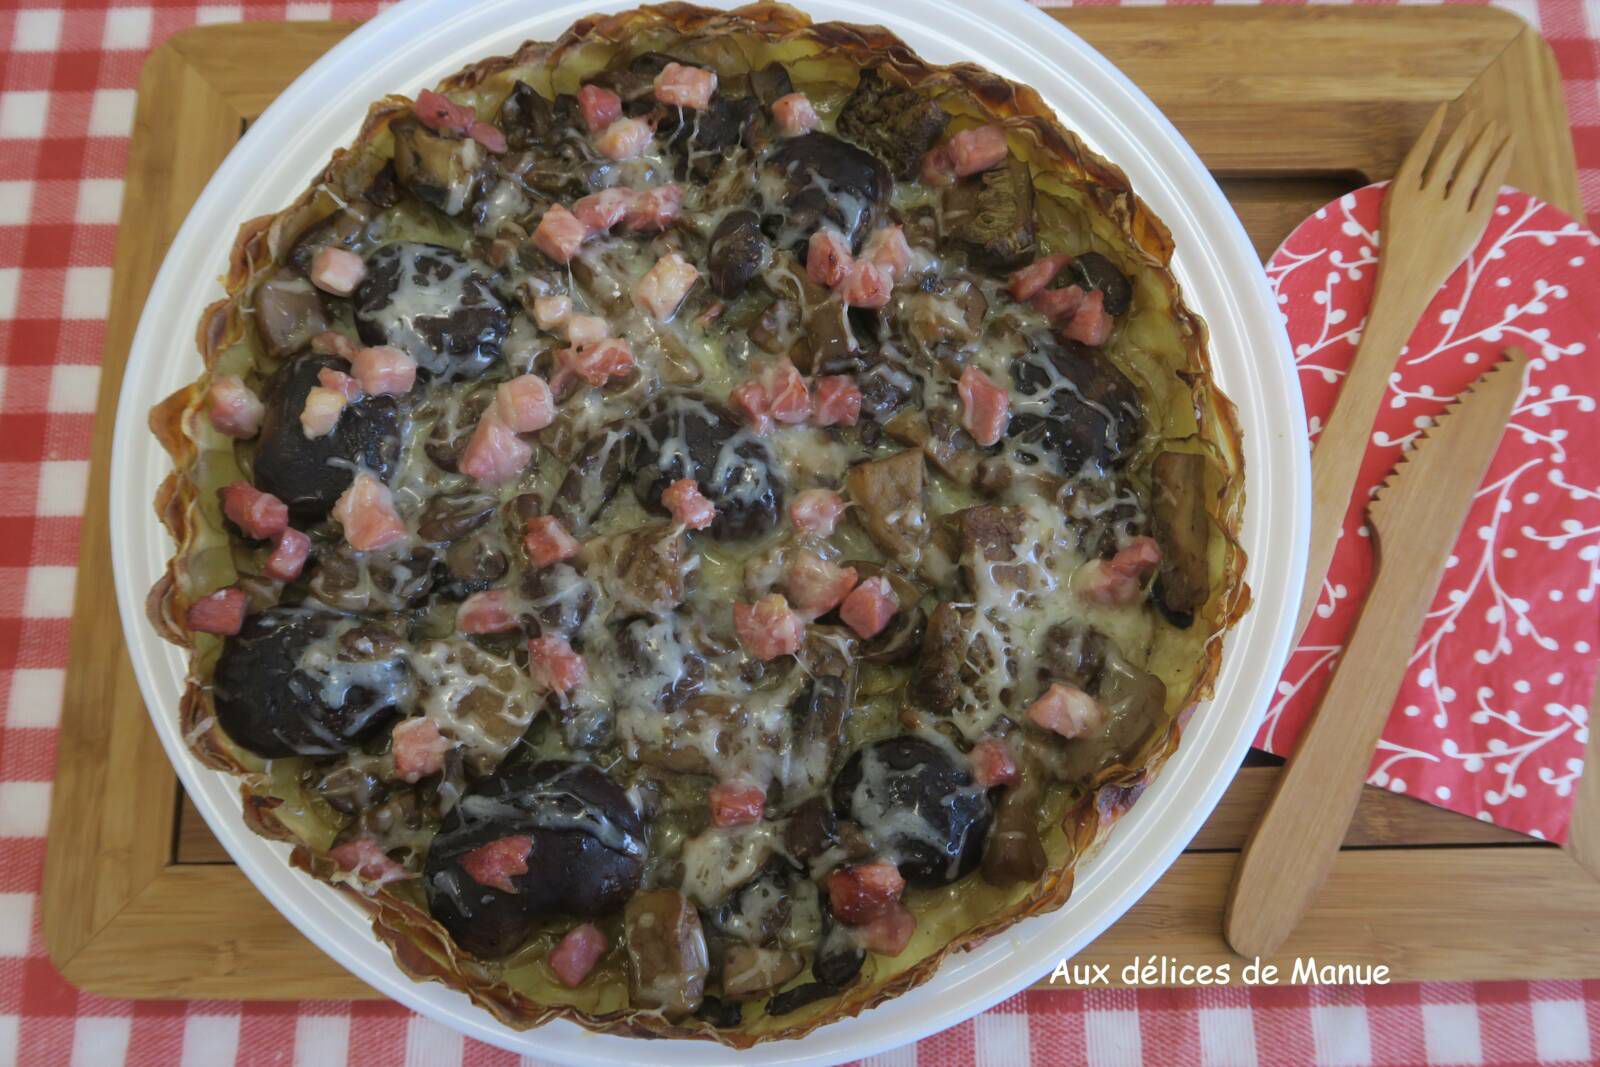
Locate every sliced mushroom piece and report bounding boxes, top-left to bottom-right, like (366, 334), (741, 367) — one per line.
(390, 115), (486, 217)
(943, 156), (1035, 268)
(433, 538), (509, 602)
(845, 449), (927, 563)
(707, 210), (771, 298)
(254, 268), (331, 359)
(885, 407), (978, 484)
(624, 889), (710, 1019)
(745, 63), (795, 107)
(1068, 250), (1134, 317)
(948, 505), (1030, 592)
(311, 543), (437, 613)
(1008, 338), (1143, 475)
(631, 393), (784, 542)
(912, 602), (965, 715)
(417, 491), (498, 543)
(1151, 450), (1211, 625)
(721, 945), (805, 1001)
(836, 68), (951, 180)
(584, 524), (692, 618)
(354, 242), (509, 381)
(550, 421), (639, 535)
(981, 771), (1048, 887)
(766, 132), (891, 249)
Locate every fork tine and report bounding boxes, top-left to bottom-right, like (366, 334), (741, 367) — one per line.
(1467, 135), (1514, 214)
(1395, 104), (1447, 190)
(1451, 120), (1504, 198)
(1422, 113), (1480, 190)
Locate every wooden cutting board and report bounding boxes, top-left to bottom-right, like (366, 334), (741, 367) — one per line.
(43, 7), (1600, 1000)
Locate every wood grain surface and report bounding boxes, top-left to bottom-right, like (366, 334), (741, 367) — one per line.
(43, 7), (1600, 1000)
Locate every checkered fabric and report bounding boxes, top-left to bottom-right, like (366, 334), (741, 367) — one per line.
(1, 1), (1598, 1064)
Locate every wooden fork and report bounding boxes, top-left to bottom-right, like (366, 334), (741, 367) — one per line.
(1293, 104), (1514, 642)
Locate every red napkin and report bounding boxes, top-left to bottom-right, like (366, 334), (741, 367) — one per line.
(1256, 185), (1600, 842)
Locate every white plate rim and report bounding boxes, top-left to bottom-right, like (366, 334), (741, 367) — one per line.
(107, 2), (1309, 1063)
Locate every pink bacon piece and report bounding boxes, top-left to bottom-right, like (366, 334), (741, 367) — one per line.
(309, 246), (366, 297)
(709, 782), (767, 828)
(458, 589), (520, 635)
(839, 576), (898, 640)
(578, 84), (623, 133)
(460, 835), (534, 894)
(550, 923), (608, 988)
(772, 92), (820, 137)
(351, 345), (417, 397)
(594, 116), (653, 161)
(299, 386), (347, 439)
(207, 374), (265, 438)
(807, 229), (854, 288)
(221, 481), (289, 540)
(957, 366), (1010, 448)
(495, 374), (556, 434)
(623, 185), (684, 233)
(573, 188), (635, 233)
(524, 516), (581, 569)
(186, 587), (248, 635)
(391, 717), (451, 783)
(528, 635), (587, 693)
(662, 478), (716, 531)
(317, 367), (363, 402)
(1009, 254), (1072, 301)
(333, 472), (409, 552)
(329, 837), (409, 892)
(785, 551), (859, 619)
(633, 252), (699, 322)
(653, 62), (718, 110)
(459, 414), (533, 486)
(263, 528), (311, 582)
(1026, 682), (1106, 740)
(789, 489), (847, 538)
(733, 593), (805, 660)
(811, 375), (861, 428)
(533, 204), (591, 264)
(1078, 535), (1162, 607)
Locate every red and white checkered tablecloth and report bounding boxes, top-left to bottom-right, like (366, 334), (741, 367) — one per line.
(2, 1), (1598, 1064)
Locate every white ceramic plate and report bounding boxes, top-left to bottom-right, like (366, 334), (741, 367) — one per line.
(109, 1), (1307, 1062)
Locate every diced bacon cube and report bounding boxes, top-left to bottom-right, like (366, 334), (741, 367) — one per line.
(495, 374), (556, 434)
(708, 781), (766, 827)
(1009, 254), (1072, 301)
(593, 116), (653, 161)
(309, 246), (366, 296)
(1026, 682), (1106, 740)
(811, 375), (861, 428)
(351, 345), (417, 397)
(547, 921), (601, 991)
(825, 863), (906, 926)
(524, 516), (581, 569)
(733, 593), (805, 660)
(1078, 535), (1163, 607)
(458, 589), (520, 634)
(857, 902), (917, 956)
(317, 367), (363, 401)
(460, 834), (534, 893)
(633, 252), (699, 322)
(311, 330), (359, 359)
(1062, 288), (1113, 346)
(729, 379), (772, 435)
(565, 314), (608, 347)
(533, 294), (572, 331)
(785, 551), (859, 619)
(578, 84), (624, 133)
(333, 472), (409, 551)
(839, 575), (898, 639)
(623, 185), (684, 233)
(807, 229), (854, 287)
(772, 92), (819, 137)
(207, 374), (264, 438)
(839, 261), (892, 309)
(299, 386), (347, 439)
(221, 481), (289, 540)
(920, 145), (956, 187)
(970, 738), (1018, 788)
(957, 366), (1010, 448)
(533, 204), (591, 264)
(550, 923), (608, 988)
(469, 121), (507, 154)
(459, 413), (533, 486)
(863, 225), (913, 282)
(557, 338), (635, 389)
(1031, 283), (1086, 324)
(391, 717), (451, 783)
(263, 528), (311, 582)
(654, 62), (718, 110)
(414, 88), (476, 135)
(528, 635), (587, 693)
(329, 837), (409, 891)
(186, 587), (248, 635)
(573, 188), (635, 233)
(789, 489), (847, 537)
(662, 478), (716, 531)
(762, 359), (811, 425)
(948, 123), (1008, 177)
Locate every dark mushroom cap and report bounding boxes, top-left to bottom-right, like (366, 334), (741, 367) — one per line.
(629, 393), (785, 541)
(424, 761), (647, 958)
(1008, 338), (1143, 475)
(354, 242), (508, 381)
(767, 132), (891, 250)
(252, 352), (401, 523)
(213, 608), (408, 758)
(832, 735), (992, 887)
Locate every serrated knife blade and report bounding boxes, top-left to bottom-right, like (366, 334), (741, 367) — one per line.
(1226, 347), (1530, 958)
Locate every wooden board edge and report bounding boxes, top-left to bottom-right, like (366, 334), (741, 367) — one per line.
(40, 36), (242, 975)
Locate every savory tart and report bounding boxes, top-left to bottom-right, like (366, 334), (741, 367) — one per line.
(148, 2), (1246, 1045)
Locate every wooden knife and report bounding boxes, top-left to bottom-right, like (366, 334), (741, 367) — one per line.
(1225, 346), (1531, 958)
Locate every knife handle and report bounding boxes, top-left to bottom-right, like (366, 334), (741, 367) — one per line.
(1225, 535), (1441, 959)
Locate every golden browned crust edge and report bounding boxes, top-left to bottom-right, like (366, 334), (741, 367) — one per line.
(147, 1), (1248, 1046)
